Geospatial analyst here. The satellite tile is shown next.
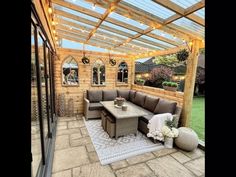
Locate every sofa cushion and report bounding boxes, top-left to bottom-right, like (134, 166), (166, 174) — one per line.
(133, 92), (146, 107)
(143, 96), (160, 112)
(129, 90), (136, 102)
(89, 103), (104, 111)
(103, 90), (117, 101)
(154, 99), (177, 114)
(117, 90), (130, 100)
(139, 114), (154, 124)
(87, 90), (103, 103)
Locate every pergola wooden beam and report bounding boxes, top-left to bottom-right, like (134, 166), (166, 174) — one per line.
(152, 0), (205, 26)
(85, 0), (122, 43)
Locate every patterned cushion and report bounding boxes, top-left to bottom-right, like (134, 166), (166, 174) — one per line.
(117, 90), (130, 100)
(133, 92), (146, 107)
(129, 90), (136, 102)
(143, 96), (160, 112)
(87, 90), (103, 103)
(154, 99), (177, 114)
(103, 90), (117, 101)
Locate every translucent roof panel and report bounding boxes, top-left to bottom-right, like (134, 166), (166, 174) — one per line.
(102, 21), (137, 35)
(108, 12), (149, 30)
(170, 0), (202, 9)
(194, 8), (205, 19)
(57, 16), (95, 29)
(151, 29), (183, 44)
(53, 4), (99, 22)
(172, 17), (204, 37)
(123, 0), (175, 19)
(97, 29), (128, 40)
(64, 0), (106, 14)
(132, 39), (163, 50)
(141, 35), (176, 48)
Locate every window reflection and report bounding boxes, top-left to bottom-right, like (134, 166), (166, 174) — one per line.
(92, 60), (105, 85)
(62, 56), (79, 86)
(117, 62), (128, 83)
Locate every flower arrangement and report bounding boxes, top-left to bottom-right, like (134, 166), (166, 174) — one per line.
(161, 125), (179, 138)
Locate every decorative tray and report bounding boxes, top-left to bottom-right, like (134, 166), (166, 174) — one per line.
(114, 105), (122, 109)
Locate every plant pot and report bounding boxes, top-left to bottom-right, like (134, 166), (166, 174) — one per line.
(164, 137), (173, 148)
(163, 86), (177, 92)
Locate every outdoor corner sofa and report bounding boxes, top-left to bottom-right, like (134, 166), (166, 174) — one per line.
(83, 89), (182, 134)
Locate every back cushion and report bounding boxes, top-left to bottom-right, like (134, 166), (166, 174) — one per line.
(129, 90), (136, 102)
(103, 90), (117, 101)
(133, 92), (146, 107)
(117, 90), (130, 100)
(143, 96), (160, 112)
(154, 99), (177, 114)
(87, 90), (103, 103)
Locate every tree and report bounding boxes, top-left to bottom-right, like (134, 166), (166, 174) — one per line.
(150, 66), (173, 88)
(153, 54), (178, 67)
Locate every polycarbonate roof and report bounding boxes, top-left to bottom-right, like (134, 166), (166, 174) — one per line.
(51, 0), (205, 54)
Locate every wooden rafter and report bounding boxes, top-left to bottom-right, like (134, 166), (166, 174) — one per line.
(85, 0), (122, 43)
(152, 0), (205, 26)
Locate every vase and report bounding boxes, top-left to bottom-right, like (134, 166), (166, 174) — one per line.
(164, 137), (173, 148)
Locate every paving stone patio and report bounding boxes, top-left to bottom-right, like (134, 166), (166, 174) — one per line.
(51, 116), (205, 177)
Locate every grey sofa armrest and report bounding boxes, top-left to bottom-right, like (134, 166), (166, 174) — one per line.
(173, 106), (182, 127)
(84, 98), (90, 119)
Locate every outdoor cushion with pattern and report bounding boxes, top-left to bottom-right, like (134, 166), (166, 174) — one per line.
(143, 96), (160, 112)
(129, 90), (136, 102)
(89, 102), (104, 111)
(133, 92), (146, 107)
(153, 99), (177, 114)
(117, 90), (130, 100)
(87, 90), (103, 103)
(103, 90), (117, 101)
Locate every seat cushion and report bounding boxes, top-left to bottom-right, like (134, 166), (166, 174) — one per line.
(103, 90), (117, 101)
(129, 90), (136, 102)
(154, 99), (177, 114)
(89, 103), (104, 111)
(139, 114), (154, 124)
(143, 96), (160, 112)
(117, 90), (130, 100)
(133, 92), (146, 107)
(87, 90), (103, 103)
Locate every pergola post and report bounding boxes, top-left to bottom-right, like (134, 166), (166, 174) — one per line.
(131, 57), (136, 85)
(181, 39), (201, 127)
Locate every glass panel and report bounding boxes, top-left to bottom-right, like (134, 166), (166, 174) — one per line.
(92, 60), (105, 85)
(117, 62), (128, 83)
(62, 56), (79, 86)
(31, 24), (42, 177)
(172, 17), (204, 37)
(140, 35), (176, 48)
(58, 16), (95, 29)
(132, 39), (164, 50)
(38, 34), (49, 143)
(123, 0), (175, 19)
(102, 21), (137, 35)
(170, 0), (201, 9)
(151, 29), (183, 44)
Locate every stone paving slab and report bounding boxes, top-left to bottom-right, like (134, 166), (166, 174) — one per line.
(73, 162), (115, 177)
(85, 143), (95, 152)
(52, 146), (90, 173)
(184, 157), (205, 176)
(147, 155), (195, 177)
(180, 148), (204, 160)
(56, 128), (81, 136)
(55, 135), (70, 151)
(152, 148), (177, 157)
(52, 169), (71, 177)
(115, 163), (156, 177)
(110, 160), (129, 171)
(68, 120), (85, 129)
(88, 151), (99, 163)
(126, 152), (155, 165)
(70, 136), (92, 147)
(170, 152), (191, 164)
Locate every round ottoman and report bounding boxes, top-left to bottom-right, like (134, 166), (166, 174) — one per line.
(175, 127), (198, 151)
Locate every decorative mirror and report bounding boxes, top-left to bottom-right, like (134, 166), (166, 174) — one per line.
(92, 60), (105, 86)
(117, 61), (128, 84)
(62, 55), (79, 86)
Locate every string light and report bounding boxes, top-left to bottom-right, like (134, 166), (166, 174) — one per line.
(92, 3), (96, 10)
(48, 7), (52, 14)
(140, 22), (143, 26)
(52, 21), (55, 25)
(53, 30), (56, 34)
(55, 36), (58, 40)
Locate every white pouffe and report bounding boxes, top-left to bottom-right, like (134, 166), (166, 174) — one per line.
(174, 127), (199, 151)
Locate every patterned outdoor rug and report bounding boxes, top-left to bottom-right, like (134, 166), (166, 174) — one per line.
(83, 118), (164, 165)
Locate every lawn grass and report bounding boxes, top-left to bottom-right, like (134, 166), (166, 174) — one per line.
(190, 96), (205, 141)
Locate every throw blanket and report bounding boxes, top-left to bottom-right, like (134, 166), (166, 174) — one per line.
(147, 113), (173, 141)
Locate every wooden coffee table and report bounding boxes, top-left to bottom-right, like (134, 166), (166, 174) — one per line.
(100, 101), (150, 139)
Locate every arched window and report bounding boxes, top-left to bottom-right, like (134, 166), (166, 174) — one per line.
(92, 60), (105, 86)
(62, 55), (79, 86)
(117, 61), (128, 84)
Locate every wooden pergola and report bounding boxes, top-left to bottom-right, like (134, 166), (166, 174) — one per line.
(43, 0), (205, 126)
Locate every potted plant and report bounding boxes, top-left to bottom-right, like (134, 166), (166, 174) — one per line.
(162, 81), (178, 91)
(136, 78), (145, 85)
(176, 49), (189, 62)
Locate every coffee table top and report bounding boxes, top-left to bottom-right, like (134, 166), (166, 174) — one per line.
(100, 101), (150, 119)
